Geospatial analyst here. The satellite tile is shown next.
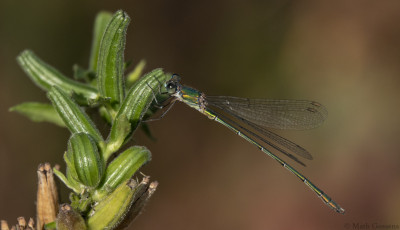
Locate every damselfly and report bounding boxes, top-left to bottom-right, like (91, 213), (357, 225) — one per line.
(160, 74), (344, 214)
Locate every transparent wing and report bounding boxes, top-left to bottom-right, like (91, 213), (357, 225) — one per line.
(206, 96), (328, 130)
(239, 115), (313, 160)
(206, 105), (311, 165)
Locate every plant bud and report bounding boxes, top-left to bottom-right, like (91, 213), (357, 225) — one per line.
(87, 179), (139, 230)
(17, 50), (98, 104)
(97, 10), (130, 106)
(93, 146), (151, 201)
(48, 86), (103, 143)
(67, 133), (104, 188)
(105, 69), (168, 159)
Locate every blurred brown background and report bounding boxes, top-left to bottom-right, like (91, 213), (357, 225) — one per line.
(1, 0), (400, 229)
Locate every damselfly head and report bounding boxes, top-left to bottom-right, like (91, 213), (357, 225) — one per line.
(165, 74), (181, 94)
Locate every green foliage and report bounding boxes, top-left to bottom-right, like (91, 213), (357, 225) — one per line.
(106, 68), (169, 158)
(17, 50), (98, 105)
(97, 10), (130, 108)
(93, 146), (151, 201)
(67, 133), (104, 188)
(89, 11), (113, 72)
(126, 59), (146, 87)
(12, 10), (165, 230)
(47, 86), (104, 143)
(87, 179), (143, 230)
(9, 102), (65, 127)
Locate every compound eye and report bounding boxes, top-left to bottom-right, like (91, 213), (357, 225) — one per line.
(166, 82), (177, 94)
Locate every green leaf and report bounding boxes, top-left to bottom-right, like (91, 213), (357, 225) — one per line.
(103, 115), (131, 160)
(93, 146), (151, 201)
(10, 102), (65, 127)
(124, 59), (133, 70)
(17, 50), (99, 104)
(73, 64), (95, 83)
(97, 10), (130, 107)
(140, 122), (156, 141)
(89, 11), (113, 72)
(47, 86), (103, 143)
(64, 149), (79, 183)
(44, 221), (57, 230)
(106, 69), (169, 154)
(69, 193), (90, 212)
(126, 59), (146, 87)
(53, 167), (82, 194)
(67, 133), (104, 188)
(98, 106), (112, 124)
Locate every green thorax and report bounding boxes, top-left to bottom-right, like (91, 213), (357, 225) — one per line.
(179, 86), (202, 111)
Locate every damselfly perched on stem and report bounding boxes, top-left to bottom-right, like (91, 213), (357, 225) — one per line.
(154, 74), (345, 214)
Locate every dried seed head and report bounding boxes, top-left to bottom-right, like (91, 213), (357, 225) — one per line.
(36, 163), (59, 230)
(17, 217), (26, 229)
(1, 220), (10, 230)
(56, 204), (87, 230)
(1, 218), (35, 230)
